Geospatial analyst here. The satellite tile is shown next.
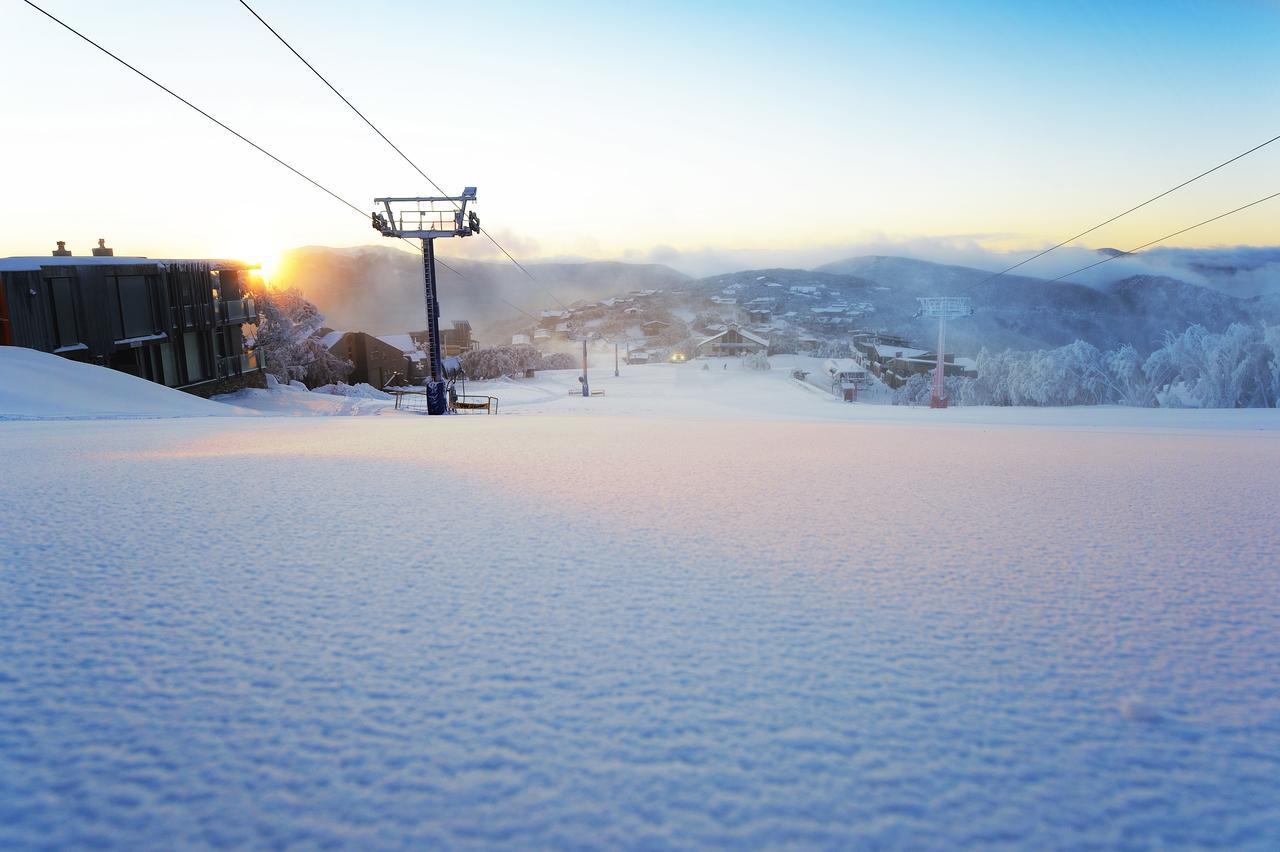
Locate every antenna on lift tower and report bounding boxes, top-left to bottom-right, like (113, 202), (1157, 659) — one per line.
(915, 296), (973, 409)
(372, 188), (480, 414)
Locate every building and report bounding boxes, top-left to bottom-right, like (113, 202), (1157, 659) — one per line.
(882, 352), (977, 388)
(540, 309), (569, 328)
(642, 320), (670, 337)
(439, 320), (476, 357)
(0, 242), (264, 396)
(694, 323), (768, 357)
(323, 331), (409, 388)
(744, 298), (776, 324)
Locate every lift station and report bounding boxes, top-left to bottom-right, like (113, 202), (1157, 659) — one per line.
(373, 188), (480, 413)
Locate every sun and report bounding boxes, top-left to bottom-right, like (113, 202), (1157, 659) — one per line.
(256, 253), (282, 289)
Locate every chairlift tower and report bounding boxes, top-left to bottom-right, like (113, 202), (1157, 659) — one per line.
(373, 188), (479, 412)
(570, 333), (596, 397)
(916, 296), (972, 409)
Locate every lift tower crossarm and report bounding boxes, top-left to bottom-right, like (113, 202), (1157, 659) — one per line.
(373, 188), (478, 241)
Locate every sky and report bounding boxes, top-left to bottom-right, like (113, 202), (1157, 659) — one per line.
(2, 0), (1278, 277)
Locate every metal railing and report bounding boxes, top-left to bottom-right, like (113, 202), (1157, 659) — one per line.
(217, 298), (256, 324)
(216, 351), (259, 378)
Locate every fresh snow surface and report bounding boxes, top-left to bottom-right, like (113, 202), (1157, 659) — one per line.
(2, 353), (1280, 848)
(0, 347), (252, 420)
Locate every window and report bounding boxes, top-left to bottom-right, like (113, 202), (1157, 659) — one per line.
(116, 275), (155, 339)
(48, 277), (79, 348)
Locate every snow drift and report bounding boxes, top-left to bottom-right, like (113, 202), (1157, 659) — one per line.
(0, 347), (252, 420)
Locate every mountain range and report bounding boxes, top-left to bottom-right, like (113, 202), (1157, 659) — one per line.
(274, 246), (1279, 354)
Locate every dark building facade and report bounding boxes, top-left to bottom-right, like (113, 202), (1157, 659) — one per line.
(0, 247), (265, 396)
(324, 331), (409, 388)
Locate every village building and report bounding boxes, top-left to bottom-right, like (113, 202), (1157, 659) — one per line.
(0, 242), (264, 396)
(694, 323), (769, 357)
(642, 319), (670, 337)
(539, 309), (569, 329)
(323, 331), (409, 388)
(744, 298), (776, 323)
(882, 352), (978, 388)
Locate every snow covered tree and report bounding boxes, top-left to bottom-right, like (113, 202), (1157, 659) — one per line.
(741, 350), (771, 371)
(538, 352), (577, 371)
(892, 373), (931, 405)
(961, 326), (1279, 409)
(460, 346), (519, 379)
(1102, 344), (1155, 407)
(252, 288), (351, 387)
(1143, 324), (1277, 408)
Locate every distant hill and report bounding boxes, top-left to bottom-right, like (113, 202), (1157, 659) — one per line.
(272, 245), (1274, 355)
(272, 245), (689, 338)
(810, 255), (1268, 352)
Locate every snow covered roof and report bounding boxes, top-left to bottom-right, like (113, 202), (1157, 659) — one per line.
(874, 344), (929, 360)
(377, 334), (418, 355)
(319, 330), (348, 350)
(696, 324), (769, 348)
(0, 255), (151, 272)
(0, 256), (258, 273)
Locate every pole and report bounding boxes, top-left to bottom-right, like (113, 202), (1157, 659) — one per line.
(931, 313), (947, 408)
(421, 238), (449, 414)
(614, 341), (619, 377)
(581, 338), (590, 397)
(422, 238), (443, 383)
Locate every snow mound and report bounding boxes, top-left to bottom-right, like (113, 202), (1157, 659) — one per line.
(0, 347), (252, 420)
(213, 381), (395, 416)
(312, 382), (394, 401)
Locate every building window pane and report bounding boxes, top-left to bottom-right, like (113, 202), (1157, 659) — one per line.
(50, 278), (78, 348)
(117, 275), (153, 338)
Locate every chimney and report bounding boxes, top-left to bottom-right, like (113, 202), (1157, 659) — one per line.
(92, 238), (114, 257)
(52, 241), (72, 257)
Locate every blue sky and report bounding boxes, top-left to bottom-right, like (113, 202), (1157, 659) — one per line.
(2, 0), (1277, 273)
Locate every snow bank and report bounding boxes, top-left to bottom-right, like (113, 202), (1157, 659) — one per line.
(0, 346), (252, 420)
(213, 381), (395, 416)
(311, 382), (394, 401)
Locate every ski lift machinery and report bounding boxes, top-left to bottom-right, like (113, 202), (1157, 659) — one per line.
(372, 188), (480, 414)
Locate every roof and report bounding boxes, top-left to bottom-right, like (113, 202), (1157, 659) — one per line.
(874, 343), (929, 360)
(0, 256), (258, 273)
(377, 333), (418, 355)
(319, 330), (348, 350)
(696, 324), (769, 349)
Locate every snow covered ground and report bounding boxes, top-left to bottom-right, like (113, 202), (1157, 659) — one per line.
(2, 347), (1279, 847)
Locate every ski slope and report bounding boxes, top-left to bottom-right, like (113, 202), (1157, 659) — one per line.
(2, 349), (1279, 848)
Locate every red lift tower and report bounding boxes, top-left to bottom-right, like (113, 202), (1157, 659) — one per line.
(916, 296), (972, 408)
